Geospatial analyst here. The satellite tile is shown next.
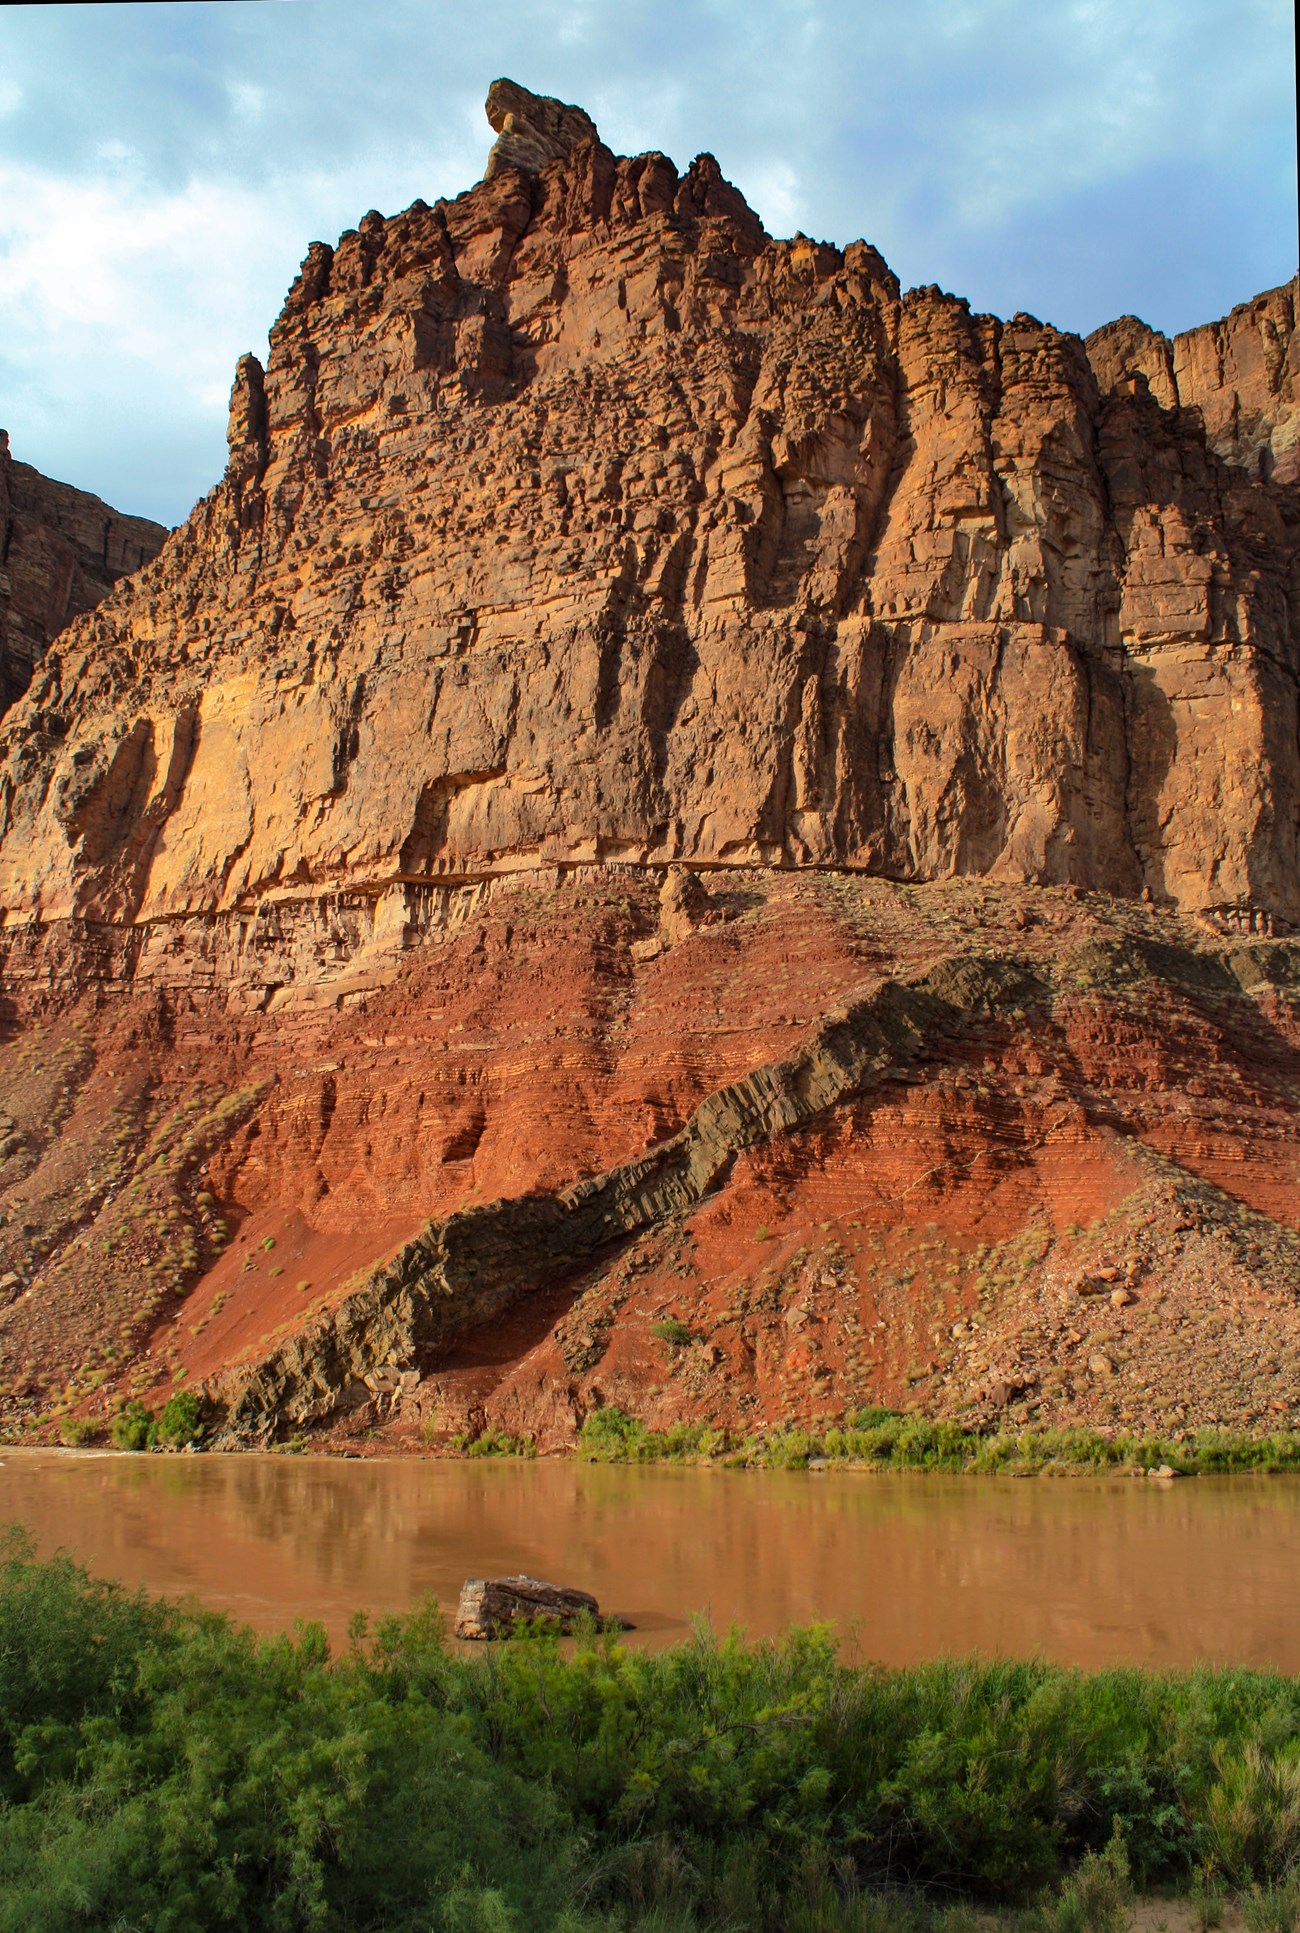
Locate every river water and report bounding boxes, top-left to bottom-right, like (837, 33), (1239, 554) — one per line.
(3, 1450), (1298, 1670)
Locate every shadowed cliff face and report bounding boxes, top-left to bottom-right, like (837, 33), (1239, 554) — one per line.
(0, 83), (1296, 942)
(0, 434), (166, 719)
(0, 85), (1298, 1449)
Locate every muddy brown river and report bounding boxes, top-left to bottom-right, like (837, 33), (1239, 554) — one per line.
(3, 1450), (1298, 1669)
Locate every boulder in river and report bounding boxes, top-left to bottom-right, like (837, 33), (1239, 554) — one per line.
(454, 1574), (605, 1639)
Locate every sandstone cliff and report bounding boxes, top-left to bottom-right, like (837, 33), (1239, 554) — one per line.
(0, 433), (166, 718)
(0, 84), (1297, 1450)
(1087, 279), (1299, 486)
(0, 84), (1296, 941)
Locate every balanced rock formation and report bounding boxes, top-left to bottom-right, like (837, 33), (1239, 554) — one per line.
(0, 432), (165, 717)
(485, 77), (598, 179)
(0, 84), (1297, 1451)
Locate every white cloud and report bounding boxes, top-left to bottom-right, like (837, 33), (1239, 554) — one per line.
(228, 81), (267, 119)
(0, 160), (281, 372)
(744, 160), (804, 237)
(889, 0), (1293, 233)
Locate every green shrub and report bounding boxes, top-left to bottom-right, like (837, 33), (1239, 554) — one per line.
(1244, 1881), (1300, 1933)
(109, 1400), (152, 1451)
(651, 1317), (694, 1348)
(154, 1391), (203, 1449)
(451, 1429), (536, 1459)
(578, 1405), (653, 1461)
(1047, 1829), (1132, 1933)
(1203, 1745), (1300, 1884)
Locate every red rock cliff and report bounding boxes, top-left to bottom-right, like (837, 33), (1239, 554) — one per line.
(0, 84), (1296, 938)
(0, 432), (166, 718)
(0, 85), (1298, 1451)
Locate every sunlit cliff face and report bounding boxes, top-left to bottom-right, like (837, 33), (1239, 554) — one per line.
(0, 86), (1297, 1450)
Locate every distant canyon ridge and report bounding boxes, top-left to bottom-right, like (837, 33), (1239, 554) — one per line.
(0, 81), (1296, 1453)
(0, 431), (164, 719)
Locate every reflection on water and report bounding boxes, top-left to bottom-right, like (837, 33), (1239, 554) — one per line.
(3, 1450), (1299, 1669)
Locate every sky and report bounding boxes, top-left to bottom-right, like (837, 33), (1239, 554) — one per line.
(0, 0), (1295, 527)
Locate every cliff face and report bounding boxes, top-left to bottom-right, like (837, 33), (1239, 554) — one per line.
(0, 85), (1296, 942)
(0, 84), (1297, 1448)
(0, 433), (166, 719)
(1086, 279), (1300, 487)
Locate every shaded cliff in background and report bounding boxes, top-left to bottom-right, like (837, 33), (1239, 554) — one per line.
(0, 83), (1296, 1449)
(0, 433), (165, 719)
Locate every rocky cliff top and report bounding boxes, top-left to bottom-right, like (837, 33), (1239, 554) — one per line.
(484, 77), (599, 178)
(1086, 278), (1299, 486)
(0, 80), (1296, 943)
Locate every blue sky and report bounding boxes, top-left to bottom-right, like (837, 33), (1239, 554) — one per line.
(1, 0), (1295, 526)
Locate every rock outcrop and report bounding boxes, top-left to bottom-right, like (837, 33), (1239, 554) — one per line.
(1087, 277), (1299, 485)
(0, 432), (166, 717)
(0, 84), (1297, 1451)
(0, 82), (1296, 944)
(212, 951), (1030, 1441)
(454, 1575), (603, 1638)
(485, 78), (598, 178)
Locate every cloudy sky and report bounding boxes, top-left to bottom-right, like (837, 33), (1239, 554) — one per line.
(1, 0), (1295, 527)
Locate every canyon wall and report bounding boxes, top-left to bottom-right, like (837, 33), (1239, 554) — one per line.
(0, 432), (165, 719)
(0, 83), (1296, 956)
(0, 84), (1297, 1447)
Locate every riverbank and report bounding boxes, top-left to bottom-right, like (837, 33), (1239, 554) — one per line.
(29, 1399), (1300, 1479)
(2, 1524), (1298, 1932)
(458, 1408), (1300, 1477)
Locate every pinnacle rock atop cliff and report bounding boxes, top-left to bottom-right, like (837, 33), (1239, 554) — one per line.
(485, 77), (599, 178)
(0, 431), (166, 718)
(0, 86), (1297, 1452)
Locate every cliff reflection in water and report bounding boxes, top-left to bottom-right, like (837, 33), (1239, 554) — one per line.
(3, 1451), (1298, 1670)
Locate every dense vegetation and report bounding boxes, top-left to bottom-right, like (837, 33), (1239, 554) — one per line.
(3, 1527), (1300, 1931)
(547, 1406), (1300, 1475)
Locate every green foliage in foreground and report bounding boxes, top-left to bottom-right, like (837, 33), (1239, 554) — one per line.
(574, 1407), (1300, 1475)
(4, 1528), (1300, 1931)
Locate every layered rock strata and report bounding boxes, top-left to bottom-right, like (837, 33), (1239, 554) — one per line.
(0, 84), (1296, 944)
(0, 84), (1298, 1448)
(0, 432), (165, 717)
(212, 950), (1031, 1440)
(1, 871), (1297, 1446)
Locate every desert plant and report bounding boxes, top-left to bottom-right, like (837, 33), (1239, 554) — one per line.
(1047, 1830), (1132, 1933)
(154, 1390), (203, 1448)
(109, 1400), (152, 1451)
(1244, 1882), (1300, 1933)
(1203, 1746), (1300, 1885)
(652, 1316), (694, 1348)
